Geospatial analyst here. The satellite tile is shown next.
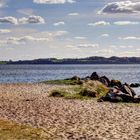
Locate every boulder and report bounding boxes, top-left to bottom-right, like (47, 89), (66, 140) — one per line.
(130, 83), (140, 88)
(100, 76), (110, 87)
(98, 92), (123, 103)
(118, 93), (134, 102)
(120, 83), (136, 97)
(133, 96), (140, 103)
(82, 76), (90, 81)
(110, 79), (122, 88)
(77, 80), (84, 85)
(98, 87), (121, 102)
(98, 87), (135, 103)
(90, 72), (100, 80)
(71, 76), (80, 81)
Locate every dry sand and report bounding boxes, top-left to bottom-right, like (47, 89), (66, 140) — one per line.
(0, 83), (140, 140)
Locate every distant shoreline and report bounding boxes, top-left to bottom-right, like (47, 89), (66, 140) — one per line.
(1, 63), (140, 65)
(1, 56), (140, 65)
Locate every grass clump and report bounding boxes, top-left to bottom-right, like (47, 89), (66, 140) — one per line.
(79, 88), (97, 97)
(0, 119), (47, 140)
(50, 90), (66, 97)
(42, 79), (82, 85)
(82, 80), (109, 98)
(64, 93), (93, 100)
(49, 80), (109, 100)
(50, 86), (94, 100)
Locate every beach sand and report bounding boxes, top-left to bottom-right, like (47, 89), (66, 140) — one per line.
(0, 83), (140, 140)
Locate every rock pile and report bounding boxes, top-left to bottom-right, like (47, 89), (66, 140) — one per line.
(69, 72), (140, 103)
(88, 72), (140, 103)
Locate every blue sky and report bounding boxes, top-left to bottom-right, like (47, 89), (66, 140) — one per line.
(0, 0), (140, 60)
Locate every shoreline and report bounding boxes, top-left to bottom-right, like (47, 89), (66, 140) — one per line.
(0, 83), (140, 139)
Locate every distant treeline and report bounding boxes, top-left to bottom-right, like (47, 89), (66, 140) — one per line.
(1, 56), (140, 64)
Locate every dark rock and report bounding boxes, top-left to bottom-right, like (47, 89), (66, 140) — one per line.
(110, 79), (122, 88)
(120, 83), (136, 97)
(99, 87), (135, 103)
(107, 87), (119, 94)
(98, 87), (122, 102)
(118, 93), (134, 102)
(82, 76), (90, 81)
(130, 83), (140, 88)
(98, 92), (123, 103)
(133, 96), (140, 103)
(71, 76), (80, 81)
(77, 80), (84, 85)
(100, 76), (110, 87)
(90, 72), (100, 80)
(99, 78), (108, 86)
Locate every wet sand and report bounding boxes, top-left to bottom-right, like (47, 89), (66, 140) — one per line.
(0, 83), (140, 140)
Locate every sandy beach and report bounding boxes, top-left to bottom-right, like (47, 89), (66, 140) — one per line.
(0, 83), (140, 140)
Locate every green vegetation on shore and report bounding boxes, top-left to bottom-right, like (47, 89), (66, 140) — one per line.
(0, 119), (47, 139)
(42, 79), (82, 85)
(49, 80), (109, 100)
(45, 71), (140, 103)
(0, 61), (6, 64)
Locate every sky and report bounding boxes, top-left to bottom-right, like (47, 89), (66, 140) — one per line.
(0, 0), (140, 60)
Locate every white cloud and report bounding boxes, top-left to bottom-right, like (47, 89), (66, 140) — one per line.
(0, 16), (45, 25)
(0, 16), (18, 25)
(99, 1), (140, 14)
(33, 0), (75, 4)
(136, 48), (140, 51)
(68, 12), (79, 16)
(119, 36), (140, 40)
(88, 21), (110, 26)
(110, 45), (133, 49)
(101, 34), (109, 37)
(18, 36), (50, 42)
(74, 36), (86, 40)
(53, 21), (65, 26)
(119, 51), (137, 56)
(65, 45), (78, 49)
(0, 36), (50, 45)
(77, 44), (99, 48)
(54, 30), (68, 36)
(0, 29), (11, 33)
(114, 21), (139, 25)
(19, 15), (45, 24)
(0, 30), (68, 46)
(96, 49), (114, 54)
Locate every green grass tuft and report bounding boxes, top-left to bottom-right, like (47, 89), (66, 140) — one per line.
(49, 80), (109, 100)
(50, 90), (66, 97)
(50, 87), (94, 100)
(42, 79), (82, 85)
(79, 88), (97, 97)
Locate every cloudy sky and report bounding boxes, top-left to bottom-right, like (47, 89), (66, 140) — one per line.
(0, 0), (140, 60)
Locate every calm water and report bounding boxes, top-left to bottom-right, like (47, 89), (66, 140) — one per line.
(0, 64), (140, 84)
(0, 64), (140, 94)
